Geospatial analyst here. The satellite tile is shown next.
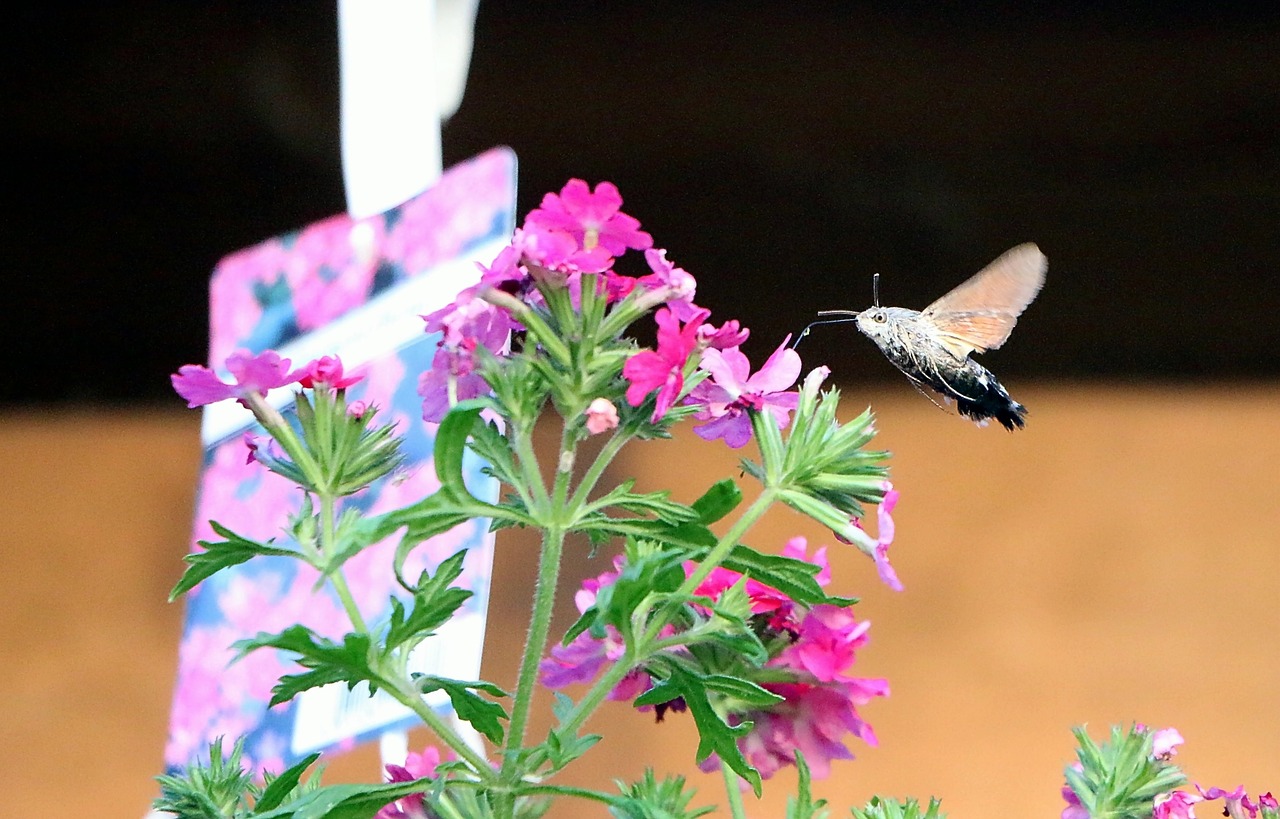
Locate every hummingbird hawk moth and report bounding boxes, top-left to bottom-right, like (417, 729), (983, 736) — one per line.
(800, 243), (1046, 430)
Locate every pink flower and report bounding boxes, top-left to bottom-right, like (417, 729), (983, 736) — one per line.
(638, 248), (700, 320)
(1258, 793), (1278, 812)
(298, 355), (364, 390)
(347, 400), (369, 419)
(525, 179), (653, 257)
(1197, 786), (1258, 819)
(377, 745), (442, 819)
(1155, 790), (1203, 819)
(840, 483), (903, 592)
(775, 605), (871, 683)
(623, 307), (709, 422)
(585, 398), (620, 434)
(698, 319), (750, 350)
(1150, 726), (1185, 759)
(723, 675), (887, 780)
(688, 338), (801, 449)
(171, 349), (301, 408)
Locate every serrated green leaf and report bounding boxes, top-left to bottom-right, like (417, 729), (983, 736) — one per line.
(234, 627), (383, 707)
(415, 675), (509, 744)
(384, 550), (472, 650)
(641, 666), (761, 796)
(583, 480), (699, 524)
(170, 522), (301, 600)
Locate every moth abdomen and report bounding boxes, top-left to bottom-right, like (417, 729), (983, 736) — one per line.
(936, 360), (1027, 431)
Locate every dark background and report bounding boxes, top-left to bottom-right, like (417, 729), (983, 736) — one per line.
(5, 2), (1279, 404)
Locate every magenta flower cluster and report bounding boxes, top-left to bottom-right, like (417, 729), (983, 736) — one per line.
(416, 178), (801, 449)
(539, 537), (889, 780)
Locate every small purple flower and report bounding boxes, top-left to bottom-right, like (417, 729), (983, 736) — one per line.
(688, 338), (800, 449)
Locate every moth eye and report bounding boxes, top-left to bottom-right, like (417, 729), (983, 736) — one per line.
(873, 311), (887, 323)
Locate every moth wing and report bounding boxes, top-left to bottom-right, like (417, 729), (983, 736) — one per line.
(922, 243), (1046, 358)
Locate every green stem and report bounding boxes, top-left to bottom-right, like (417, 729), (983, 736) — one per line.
(721, 762), (748, 819)
(383, 680), (495, 779)
(565, 429), (630, 513)
(319, 493), (370, 635)
(511, 420), (551, 510)
(499, 523), (567, 783)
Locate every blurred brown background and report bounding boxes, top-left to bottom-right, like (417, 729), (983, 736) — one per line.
(3, 2), (1280, 817)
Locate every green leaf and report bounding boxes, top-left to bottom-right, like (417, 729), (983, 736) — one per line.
(384, 550), (473, 651)
(639, 666), (761, 796)
(434, 400), (488, 491)
(593, 546), (686, 633)
(465, 416), (523, 488)
(170, 522), (301, 601)
(574, 516), (718, 552)
(234, 627), (384, 707)
(252, 752), (321, 813)
(415, 675), (509, 744)
(583, 480), (700, 524)
(690, 479), (743, 524)
(784, 751), (829, 819)
(716, 545), (856, 608)
(251, 779), (438, 819)
(700, 674), (784, 709)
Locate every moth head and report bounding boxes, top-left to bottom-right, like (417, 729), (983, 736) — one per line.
(854, 307), (894, 343)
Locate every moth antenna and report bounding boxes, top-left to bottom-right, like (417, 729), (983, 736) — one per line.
(873, 272), (881, 308)
(792, 310), (860, 349)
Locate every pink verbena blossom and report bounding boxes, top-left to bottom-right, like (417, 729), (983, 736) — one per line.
(585, 398), (620, 434)
(417, 254), (518, 422)
(376, 745), (442, 819)
(693, 549), (887, 780)
(688, 338), (801, 449)
(298, 355), (363, 390)
(637, 248), (700, 320)
(171, 349), (300, 408)
(418, 342), (491, 424)
(839, 483), (903, 592)
(1197, 786), (1258, 819)
(623, 307), (709, 422)
(729, 675), (886, 780)
(1151, 726), (1185, 759)
(1155, 790), (1203, 819)
(690, 536), (829, 629)
(525, 179), (653, 257)
(698, 319), (750, 350)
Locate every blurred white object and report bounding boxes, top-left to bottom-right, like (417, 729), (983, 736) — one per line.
(339, 0), (481, 218)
